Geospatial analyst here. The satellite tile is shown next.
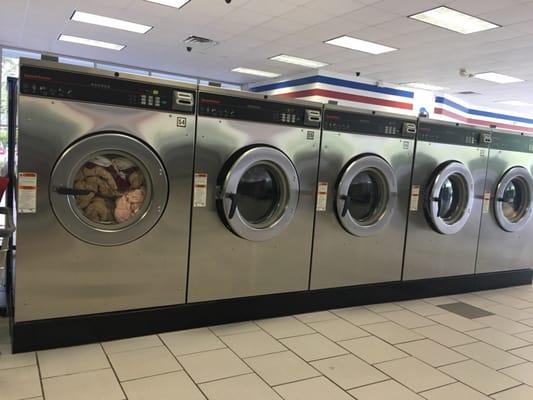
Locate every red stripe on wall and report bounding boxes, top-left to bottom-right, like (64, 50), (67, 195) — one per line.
(434, 108), (533, 133)
(278, 89), (413, 110)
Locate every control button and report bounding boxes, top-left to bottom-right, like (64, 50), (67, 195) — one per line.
(155, 97), (160, 107)
(148, 96), (154, 106)
(281, 113), (287, 122)
(141, 95), (147, 105)
(291, 115), (296, 123)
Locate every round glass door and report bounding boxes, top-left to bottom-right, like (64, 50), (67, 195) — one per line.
(336, 155), (397, 236)
(426, 161), (474, 235)
(219, 146), (299, 241)
(494, 166), (533, 232)
(50, 133), (168, 246)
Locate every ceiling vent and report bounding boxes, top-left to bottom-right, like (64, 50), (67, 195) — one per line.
(183, 35), (218, 52)
(455, 91), (481, 95)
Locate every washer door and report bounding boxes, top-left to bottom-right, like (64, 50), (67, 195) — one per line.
(494, 166), (533, 232)
(336, 155), (397, 236)
(426, 161), (474, 235)
(50, 133), (168, 246)
(219, 146), (299, 242)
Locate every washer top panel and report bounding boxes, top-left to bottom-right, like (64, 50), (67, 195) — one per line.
(491, 131), (533, 153)
(417, 120), (491, 148)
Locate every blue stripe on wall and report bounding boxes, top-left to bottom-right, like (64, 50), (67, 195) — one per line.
(436, 96), (533, 125)
(250, 75), (415, 98)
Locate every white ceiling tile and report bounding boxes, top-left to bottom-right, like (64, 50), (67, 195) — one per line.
(344, 6), (402, 25)
(372, 0), (442, 15)
(304, 0), (366, 16)
(260, 16), (309, 33)
(243, 0), (299, 17)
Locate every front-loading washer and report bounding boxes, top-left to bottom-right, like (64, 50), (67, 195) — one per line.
(187, 87), (322, 302)
(476, 130), (533, 273)
(310, 105), (416, 289)
(403, 119), (491, 280)
(14, 59), (196, 322)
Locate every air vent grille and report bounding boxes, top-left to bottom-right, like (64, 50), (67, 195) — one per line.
(455, 91), (481, 95)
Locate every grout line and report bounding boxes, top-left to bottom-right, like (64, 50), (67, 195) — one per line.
(98, 343), (128, 400)
(34, 351), (46, 400)
(119, 367), (183, 383)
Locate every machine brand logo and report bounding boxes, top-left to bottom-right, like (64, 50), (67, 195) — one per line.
(307, 131), (315, 140)
(177, 117), (187, 127)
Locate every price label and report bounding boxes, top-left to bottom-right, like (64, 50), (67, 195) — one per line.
(316, 182), (328, 212)
(410, 185), (420, 211)
(193, 173), (208, 207)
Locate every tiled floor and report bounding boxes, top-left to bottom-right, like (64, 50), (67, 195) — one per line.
(3, 284), (533, 399)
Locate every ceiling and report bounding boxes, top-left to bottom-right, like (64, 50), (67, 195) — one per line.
(2, 0), (533, 111)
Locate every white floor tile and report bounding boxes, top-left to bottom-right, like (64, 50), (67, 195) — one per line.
(280, 333), (347, 361)
(122, 371), (206, 400)
(477, 293), (533, 309)
(491, 385), (533, 400)
(107, 346), (182, 381)
(178, 348), (251, 383)
(332, 307), (387, 325)
(0, 351), (36, 370)
(397, 300), (447, 317)
(420, 382), (490, 400)
(429, 313), (486, 332)
(200, 373), (282, 400)
(274, 376), (353, 400)
(348, 379), (423, 400)
(521, 318), (533, 328)
(38, 343), (110, 378)
(481, 304), (533, 321)
(414, 325), (477, 347)
(102, 335), (162, 355)
(423, 296), (457, 305)
(245, 351), (320, 386)
(439, 360), (520, 395)
(362, 321), (424, 344)
(376, 357), (455, 392)
(220, 330), (286, 358)
(365, 302), (403, 313)
(0, 365), (42, 400)
(311, 354), (388, 390)
(397, 339), (467, 367)
(209, 321), (260, 337)
(160, 328), (226, 356)
(467, 328), (529, 350)
(43, 368), (125, 400)
(453, 342), (525, 369)
(514, 330), (533, 343)
(381, 310), (435, 329)
(294, 311), (338, 324)
(256, 316), (315, 339)
(307, 318), (369, 342)
(500, 362), (533, 386)
(338, 336), (408, 364)
(510, 344), (533, 362)
(474, 315), (531, 335)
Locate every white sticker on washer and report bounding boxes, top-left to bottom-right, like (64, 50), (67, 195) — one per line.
(483, 191), (491, 214)
(193, 173), (208, 207)
(409, 184), (420, 211)
(316, 182), (328, 212)
(18, 172), (37, 213)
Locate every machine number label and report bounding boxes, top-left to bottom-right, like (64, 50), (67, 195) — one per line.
(483, 191), (491, 214)
(316, 182), (328, 212)
(409, 185), (420, 211)
(193, 173), (208, 207)
(18, 172), (37, 213)
(307, 131), (315, 140)
(177, 117), (187, 127)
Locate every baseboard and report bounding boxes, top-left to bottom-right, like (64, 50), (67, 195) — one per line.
(11, 268), (532, 353)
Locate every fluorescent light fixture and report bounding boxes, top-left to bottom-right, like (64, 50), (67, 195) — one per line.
(410, 6), (499, 34)
(71, 11), (152, 34)
(325, 35), (397, 55)
(474, 72), (524, 84)
(496, 100), (532, 106)
(58, 34), (125, 51)
(144, 0), (191, 8)
(270, 54), (328, 68)
(232, 67), (280, 78)
(404, 82), (447, 91)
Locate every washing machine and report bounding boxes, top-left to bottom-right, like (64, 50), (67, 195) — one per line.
(14, 59), (196, 322)
(402, 119), (491, 280)
(187, 87), (322, 302)
(310, 105), (416, 289)
(476, 130), (533, 273)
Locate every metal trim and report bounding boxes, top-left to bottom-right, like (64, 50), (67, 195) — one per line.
(494, 166), (533, 232)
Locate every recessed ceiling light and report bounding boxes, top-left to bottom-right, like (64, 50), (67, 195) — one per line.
(410, 6), (499, 34)
(71, 11), (152, 34)
(404, 82), (447, 91)
(58, 34), (125, 50)
(496, 100), (533, 106)
(269, 55), (328, 68)
(325, 35), (397, 55)
(232, 67), (281, 78)
(474, 72), (524, 84)
(144, 0), (191, 8)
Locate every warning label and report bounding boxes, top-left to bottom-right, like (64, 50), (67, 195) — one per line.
(483, 191), (491, 214)
(409, 185), (420, 211)
(18, 172), (37, 213)
(316, 182), (328, 212)
(193, 173), (208, 207)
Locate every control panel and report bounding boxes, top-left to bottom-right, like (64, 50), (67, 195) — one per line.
(491, 131), (533, 153)
(417, 121), (490, 147)
(324, 110), (416, 139)
(198, 92), (322, 128)
(20, 65), (195, 113)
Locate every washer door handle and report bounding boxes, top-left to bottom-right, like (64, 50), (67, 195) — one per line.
(54, 186), (94, 196)
(225, 192), (238, 219)
(496, 197), (504, 202)
(339, 194), (352, 217)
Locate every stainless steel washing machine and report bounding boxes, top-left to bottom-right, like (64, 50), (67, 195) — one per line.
(310, 105), (416, 289)
(403, 120), (491, 280)
(476, 130), (533, 273)
(14, 59), (196, 321)
(187, 87), (322, 302)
